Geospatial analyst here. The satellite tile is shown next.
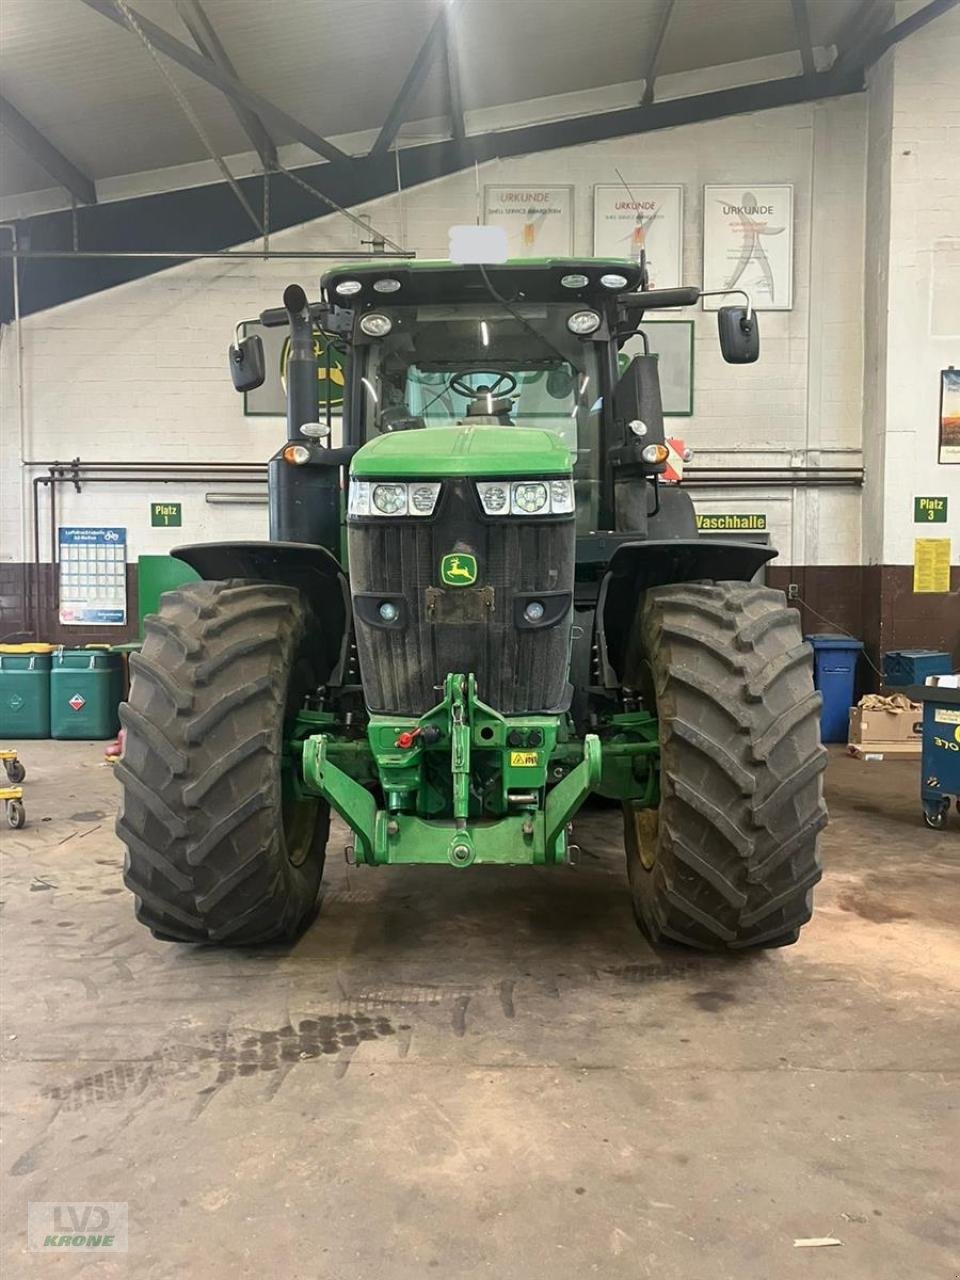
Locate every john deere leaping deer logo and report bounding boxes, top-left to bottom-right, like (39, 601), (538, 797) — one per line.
(440, 553), (478, 587)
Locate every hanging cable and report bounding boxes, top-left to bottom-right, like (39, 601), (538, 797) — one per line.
(273, 157), (407, 257)
(112, 0), (263, 234)
(262, 168), (270, 256)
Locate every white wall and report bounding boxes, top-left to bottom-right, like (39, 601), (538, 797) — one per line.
(862, 7), (960, 567)
(1, 87), (870, 569)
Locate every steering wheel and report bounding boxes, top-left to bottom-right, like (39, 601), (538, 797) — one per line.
(448, 371), (518, 400)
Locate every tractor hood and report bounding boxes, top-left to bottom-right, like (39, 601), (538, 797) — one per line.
(350, 426), (573, 479)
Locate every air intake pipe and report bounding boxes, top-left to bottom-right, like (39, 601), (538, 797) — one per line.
(282, 283), (318, 443)
(267, 283), (340, 555)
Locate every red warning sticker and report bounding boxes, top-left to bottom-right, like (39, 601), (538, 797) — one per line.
(69, 693), (86, 711)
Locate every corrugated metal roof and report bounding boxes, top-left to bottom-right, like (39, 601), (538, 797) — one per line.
(0, 0), (872, 201)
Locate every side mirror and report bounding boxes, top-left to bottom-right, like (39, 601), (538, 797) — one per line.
(228, 334), (265, 392)
(718, 306), (759, 364)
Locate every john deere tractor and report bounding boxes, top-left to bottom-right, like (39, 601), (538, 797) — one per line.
(116, 259), (827, 950)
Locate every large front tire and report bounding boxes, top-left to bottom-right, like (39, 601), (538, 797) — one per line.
(116, 580), (329, 944)
(624, 581), (827, 950)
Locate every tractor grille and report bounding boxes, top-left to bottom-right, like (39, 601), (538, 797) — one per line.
(348, 479), (575, 715)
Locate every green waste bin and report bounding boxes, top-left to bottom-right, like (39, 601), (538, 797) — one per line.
(50, 649), (124, 740)
(0, 647), (54, 739)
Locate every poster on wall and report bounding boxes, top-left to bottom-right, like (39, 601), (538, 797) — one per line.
(913, 538), (951, 593)
(482, 186), (573, 257)
(58, 527), (127, 626)
(242, 322), (346, 419)
(593, 185), (683, 288)
(621, 320), (694, 415)
(939, 367), (960, 463)
(702, 184), (794, 311)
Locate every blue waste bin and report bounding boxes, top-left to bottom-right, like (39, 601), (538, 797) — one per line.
(806, 634), (864, 743)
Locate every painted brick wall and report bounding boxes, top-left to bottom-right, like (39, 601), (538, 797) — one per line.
(870, 8), (960, 567)
(1, 89), (868, 575)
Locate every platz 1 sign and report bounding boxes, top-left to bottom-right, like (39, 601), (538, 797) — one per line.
(151, 502), (182, 528)
(914, 496), (948, 524)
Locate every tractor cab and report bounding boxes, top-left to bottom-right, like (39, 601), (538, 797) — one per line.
(327, 260), (644, 538)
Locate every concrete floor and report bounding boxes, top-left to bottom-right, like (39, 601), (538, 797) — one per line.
(1, 741), (957, 1278)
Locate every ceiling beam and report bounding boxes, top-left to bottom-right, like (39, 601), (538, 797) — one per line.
(173, 0), (276, 170)
(842, 0), (959, 69)
(487, 65), (866, 158)
(2, 63), (868, 321)
(790, 0), (816, 76)
(0, 95), (97, 205)
(640, 0), (676, 105)
(832, 0), (891, 69)
(77, 0), (350, 164)
(368, 10), (448, 158)
(833, 0), (884, 52)
(443, 6), (466, 145)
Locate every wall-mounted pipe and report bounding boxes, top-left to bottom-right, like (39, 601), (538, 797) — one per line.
(0, 249), (413, 261)
(205, 492), (268, 505)
(27, 459), (267, 470)
(1, 223), (28, 629)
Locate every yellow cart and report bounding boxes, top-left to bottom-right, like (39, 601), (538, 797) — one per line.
(1, 750), (26, 828)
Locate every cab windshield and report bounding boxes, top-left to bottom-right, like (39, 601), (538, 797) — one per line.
(359, 303), (602, 527)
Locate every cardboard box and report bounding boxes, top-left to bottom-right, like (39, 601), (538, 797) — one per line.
(925, 673), (960, 689)
(848, 705), (922, 744)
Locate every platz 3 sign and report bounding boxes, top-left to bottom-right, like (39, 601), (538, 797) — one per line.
(914, 496), (948, 524)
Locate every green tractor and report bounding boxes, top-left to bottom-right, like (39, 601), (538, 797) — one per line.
(116, 259), (827, 950)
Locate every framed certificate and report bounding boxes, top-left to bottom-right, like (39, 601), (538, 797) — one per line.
(702, 185), (794, 310)
(593, 185), (683, 288)
(482, 185), (574, 257)
(939, 367), (960, 463)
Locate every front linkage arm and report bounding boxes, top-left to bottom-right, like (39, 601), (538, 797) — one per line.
(300, 674), (603, 868)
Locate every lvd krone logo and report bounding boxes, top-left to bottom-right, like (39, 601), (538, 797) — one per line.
(29, 1201), (128, 1251)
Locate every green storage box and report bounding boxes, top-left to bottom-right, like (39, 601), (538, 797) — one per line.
(0, 649), (53, 739)
(50, 649), (123, 740)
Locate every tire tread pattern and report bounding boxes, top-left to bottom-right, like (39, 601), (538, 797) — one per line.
(116, 579), (326, 944)
(627, 581), (827, 951)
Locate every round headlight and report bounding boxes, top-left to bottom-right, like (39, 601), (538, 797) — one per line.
(641, 443), (670, 465)
(478, 483), (508, 514)
(282, 444), (310, 465)
(600, 273), (628, 289)
(372, 278), (401, 294)
(560, 273), (589, 289)
(335, 279), (362, 296)
(360, 312), (393, 337)
(567, 310), (601, 335)
(372, 483), (406, 514)
(628, 419), (648, 438)
(513, 481), (548, 514)
(378, 601), (399, 622)
(524, 601), (545, 622)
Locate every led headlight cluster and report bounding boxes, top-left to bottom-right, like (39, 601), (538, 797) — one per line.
(348, 480), (441, 518)
(476, 479), (575, 517)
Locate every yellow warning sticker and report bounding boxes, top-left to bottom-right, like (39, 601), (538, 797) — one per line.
(510, 751), (540, 767)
